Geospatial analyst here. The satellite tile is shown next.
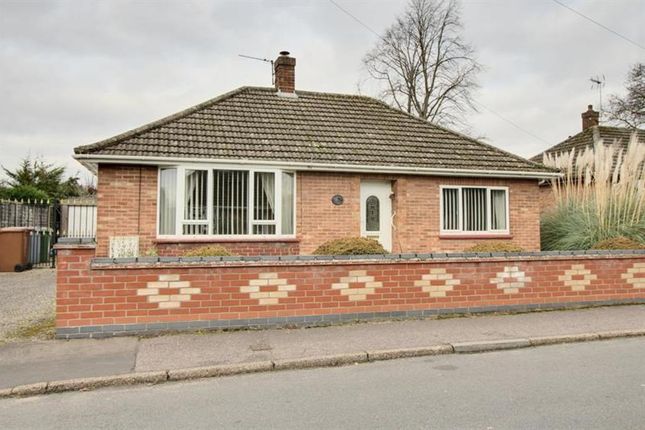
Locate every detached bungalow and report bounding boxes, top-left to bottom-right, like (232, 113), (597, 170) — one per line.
(74, 52), (557, 257)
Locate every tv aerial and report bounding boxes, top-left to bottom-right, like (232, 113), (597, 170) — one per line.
(589, 74), (606, 120)
(239, 54), (274, 85)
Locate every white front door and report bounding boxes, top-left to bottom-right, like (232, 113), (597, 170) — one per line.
(360, 181), (392, 252)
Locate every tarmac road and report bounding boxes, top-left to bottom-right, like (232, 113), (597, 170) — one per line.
(2, 337), (644, 429)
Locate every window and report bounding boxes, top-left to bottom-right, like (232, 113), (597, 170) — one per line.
(365, 196), (380, 231)
(158, 167), (295, 237)
(440, 186), (509, 234)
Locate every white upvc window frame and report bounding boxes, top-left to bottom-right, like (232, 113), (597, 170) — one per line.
(156, 164), (297, 239)
(439, 185), (510, 235)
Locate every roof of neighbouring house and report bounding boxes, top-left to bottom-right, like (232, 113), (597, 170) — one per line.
(74, 86), (555, 176)
(530, 125), (645, 164)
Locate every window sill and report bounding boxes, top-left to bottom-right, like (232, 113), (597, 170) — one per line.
(439, 234), (512, 240)
(154, 236), (300, 244)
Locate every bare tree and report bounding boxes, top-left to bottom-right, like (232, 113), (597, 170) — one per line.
(607, 63), (645, 128)
(363, 0), (481, 128)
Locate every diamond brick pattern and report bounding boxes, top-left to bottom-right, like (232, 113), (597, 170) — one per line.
(414, 268), (460, 297)
(137, 274), (200, 309)
(490, 266), (532, 294)
(559, 264), (597, 291)
(622, 262), (645, 289)
(241, 272), (296, 305)
(331, 270), (382, 301)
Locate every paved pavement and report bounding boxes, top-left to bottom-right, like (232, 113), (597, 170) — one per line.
(0, 269), (55, 341)
(2, 337), (644, 429)
(1, 305), (645, 390)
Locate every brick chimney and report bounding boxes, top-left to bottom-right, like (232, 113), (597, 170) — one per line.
(274, 51), (295, 94)
(581, 104), (599, 131)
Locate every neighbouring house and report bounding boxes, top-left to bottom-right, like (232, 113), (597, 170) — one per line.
(74, 51), (558, 257)
(531, 105), (645, 211)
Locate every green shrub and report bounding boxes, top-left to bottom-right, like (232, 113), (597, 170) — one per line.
(313, 237), (388, 255)
(591, 236), (644, 250)
(0, 184), (49, 201)
(464, 242), (524, 253)
(541, 134), (645, 250)
(183, 245), (234, 257)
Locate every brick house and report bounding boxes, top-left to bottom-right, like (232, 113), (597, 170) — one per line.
(74, 51), (558, 257)
(531, 105), (645, 211)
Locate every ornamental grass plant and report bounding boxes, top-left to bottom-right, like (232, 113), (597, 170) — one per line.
(540, 133), (645, 250)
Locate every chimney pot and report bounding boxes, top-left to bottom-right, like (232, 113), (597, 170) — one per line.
(581, 104), (599, 131)
(274, 51), (296, 93)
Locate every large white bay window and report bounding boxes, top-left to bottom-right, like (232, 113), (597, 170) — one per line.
(158, 167), (295, 237)
(440, 186), (509, 234)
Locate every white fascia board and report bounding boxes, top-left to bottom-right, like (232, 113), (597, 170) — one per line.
(73, 154), (562, 179)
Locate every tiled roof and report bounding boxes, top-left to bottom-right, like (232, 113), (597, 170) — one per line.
(75, 86), (552, 174)
(531, 126), (645, 164)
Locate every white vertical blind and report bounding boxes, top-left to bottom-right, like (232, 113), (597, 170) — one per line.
(213, 170), (249, 235)
(462, 188), (487, 231)
(159, 168), (177, 235)
(442, 188), (459, 230)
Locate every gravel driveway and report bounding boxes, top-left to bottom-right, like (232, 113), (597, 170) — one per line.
(0, 269), (55, 341)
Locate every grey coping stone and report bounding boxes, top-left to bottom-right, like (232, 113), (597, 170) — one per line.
(314, 255), (334, 261)
(93, 257), (114, 264)
(136, 256), (160, 264)
(462, 252), (480, 258)
(220, 256), (238, 262)
(124, 324), (147, 332)
(58, 237), (96, 244)
(348, 254), (372, 260)
(240, 256), (261, 262)
(297, 255), (316, 261)
(158, 256), (180, 263)
(180, 256), (204, 263)
(332, 255), (351, 260)
(279, 255), (300, 261)
(258, 256), (279, 261)
(117, 257), (137, 264)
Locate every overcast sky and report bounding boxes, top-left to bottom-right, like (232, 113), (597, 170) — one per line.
(1, 0), (643, 182)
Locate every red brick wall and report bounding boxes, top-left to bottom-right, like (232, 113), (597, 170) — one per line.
(538, 185), (556, 213)
(296, 172), (361, 253)
(95, 165), (542, 256)
(296, 172), (541, 253)
(56, 245), (645, 333)
(96, 165), (157, 257)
